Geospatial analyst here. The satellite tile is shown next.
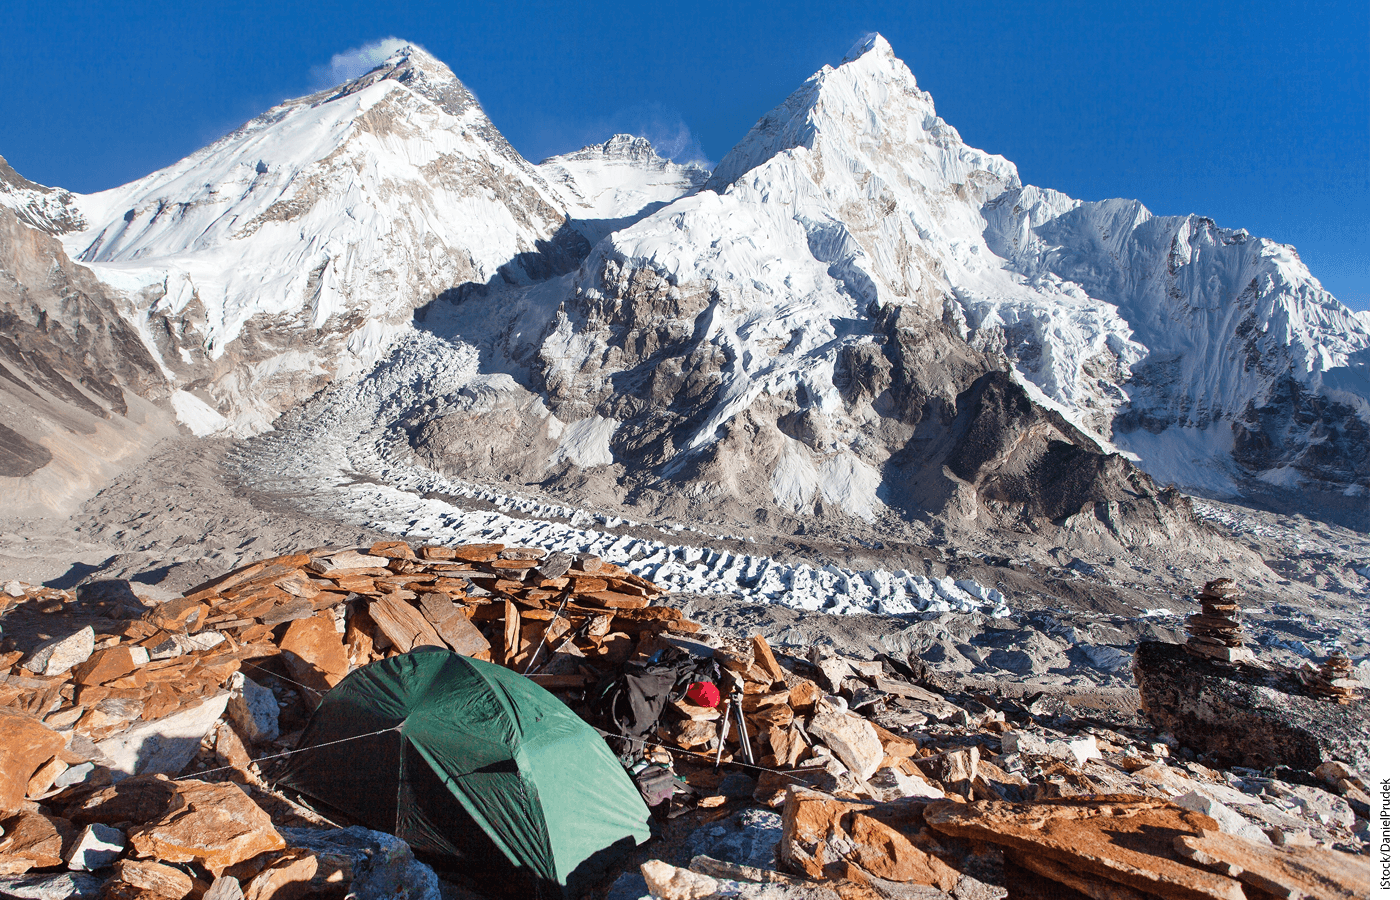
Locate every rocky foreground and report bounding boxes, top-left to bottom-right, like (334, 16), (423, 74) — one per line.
(0, 543), (1370, 900)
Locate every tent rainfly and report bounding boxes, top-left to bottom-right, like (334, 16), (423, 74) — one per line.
(277, 647), (652, 899)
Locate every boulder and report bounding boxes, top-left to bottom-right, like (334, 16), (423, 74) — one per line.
(276, 826), (439, 900)
(845, 812), (959, 890)
(101, 859), (194, 900)
(806, 649), (852, 694)
(1172, 791), (1271, 845)
(807, 703), (883, 781)
(278, 615), (349, 697)
(1133, 641), (1369, 778)
(1174, 829), (1367, 900)
(97, 692), (229, 778)
(71, 647), (140, 687)
(639, 860), (721, 900)
(1050, 736), (1101, 767)
(60, 775), (180, 828)
(129, 780), (285, 875)
(242, 849), (319, 900)
(23, 627), (94, 677)
(0, 872), (103, 900)
(780, 788), (959, 891)
(924, 795), (1248, 900)
(0, 710), (65, 812)
(226, 674), (280, 745)
(203, 876), (244, 900)
(64, 824), (125, 872)
(0, 811), (74, 875)
(924, 747), (978, 798)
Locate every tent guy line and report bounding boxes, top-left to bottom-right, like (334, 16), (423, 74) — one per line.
(175, 725), (403, 780)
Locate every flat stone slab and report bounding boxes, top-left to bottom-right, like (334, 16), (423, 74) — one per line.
(924, 794), (1247, 900)
(1133, 641), (1369, 779)
(97, 692), (230, 778)
(1174, 830), (1367, 900)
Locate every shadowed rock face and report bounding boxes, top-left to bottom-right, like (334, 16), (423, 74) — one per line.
(0, 210), (165, 416)
(0, 209), (177, 513)
(0, 209), (166, 420)
(0, 422), (51, 477)
(1133, 640), (1369, 779)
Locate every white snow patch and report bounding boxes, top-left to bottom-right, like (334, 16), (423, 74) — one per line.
(170, 390), (229, 436)
(1114, 422), (1242, 496)
(549, 416), (617, 468)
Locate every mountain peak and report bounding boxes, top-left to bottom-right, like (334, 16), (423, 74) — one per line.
(598, 134), (658, 160)
(324, 42), (480, 117)
(841, 32), (894, 64)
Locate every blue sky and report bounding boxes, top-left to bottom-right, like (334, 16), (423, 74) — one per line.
(2, 0), (1369, 307)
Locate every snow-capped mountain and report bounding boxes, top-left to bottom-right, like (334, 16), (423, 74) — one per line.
(0, 155), (86, 235)
(537, 134), (708, 243)
(59, 44), (590, 433)
(525, 34), (1367, 511)
(4, 34), (1366, 524)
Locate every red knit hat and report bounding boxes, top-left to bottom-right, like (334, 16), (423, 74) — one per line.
(685, 680), (720, 708)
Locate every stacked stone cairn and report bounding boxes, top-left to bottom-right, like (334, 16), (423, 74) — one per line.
(1299, 649), (1362, 704)
(1183, 577), (1251, 663)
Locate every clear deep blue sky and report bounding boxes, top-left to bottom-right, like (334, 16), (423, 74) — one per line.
(3, 0), (1369, 308)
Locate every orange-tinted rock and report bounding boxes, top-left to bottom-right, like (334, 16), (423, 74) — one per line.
(144, 599), (208, 634)
(62, 775), (181, 827)
(365, 595), (445, 655)
(26, 756), (69, 802)
(788, 679), (821, 713)
(242, 849), (319, 900)
(0, 709), (66, 813)
(780, 788), (873, 879)
(674, 720), (717, 750)
(0, 809), (74, 874)
(278, 615), (349, 694)
(129, 780), (285, 875)
(1174, 830), (1367, 900)
(103, 859), (196, 900)
(846, 812), (960, 890)
(924, 795), (1246, 900)
(72, 646), (141, 687)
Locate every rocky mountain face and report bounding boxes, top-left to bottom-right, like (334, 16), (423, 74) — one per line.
(0, 210), (178, 515)
(519, 34), (1366, 516)
(0, 36), (1367, 537)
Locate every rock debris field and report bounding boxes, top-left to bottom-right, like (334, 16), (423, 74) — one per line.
(0, 539), (1371, 900)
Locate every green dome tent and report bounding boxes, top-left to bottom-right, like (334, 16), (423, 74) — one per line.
(277, 648), (652, 900)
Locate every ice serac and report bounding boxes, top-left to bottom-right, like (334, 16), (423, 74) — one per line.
(491, 33), (1239, 565)
(61, 44), (588, 434)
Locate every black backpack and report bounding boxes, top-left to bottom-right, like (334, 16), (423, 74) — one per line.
(588, 647), (722, 760)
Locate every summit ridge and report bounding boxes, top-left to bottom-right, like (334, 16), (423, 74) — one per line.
(0, 33), (1367, 526)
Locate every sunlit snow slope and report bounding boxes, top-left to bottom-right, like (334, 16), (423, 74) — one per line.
(535, 34), (1367, 505)
(29, 34), (1367, 510)
(59, 45), (590, 433)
